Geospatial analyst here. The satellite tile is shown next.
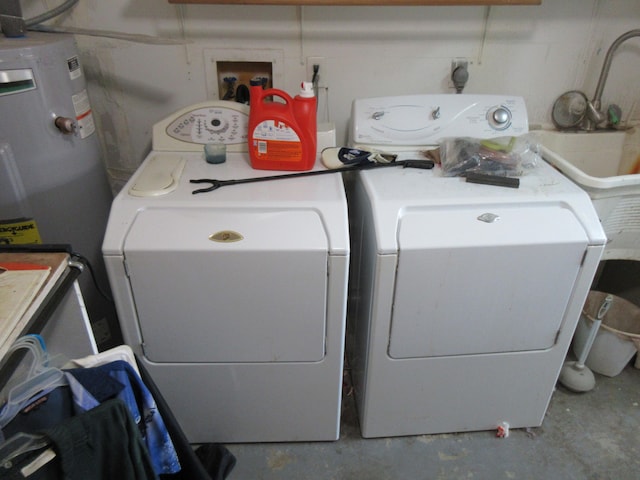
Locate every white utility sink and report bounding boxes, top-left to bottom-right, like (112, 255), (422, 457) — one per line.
(534, 128), (640, 261)
(535, 129), (640, 195)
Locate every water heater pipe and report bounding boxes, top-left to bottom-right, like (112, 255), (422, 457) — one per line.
(0, 0), (26, 38)
(24, 0), (78, 28)
(0, 0), (79, 38)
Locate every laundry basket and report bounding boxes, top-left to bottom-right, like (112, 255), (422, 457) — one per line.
(572, 291), (640, 377)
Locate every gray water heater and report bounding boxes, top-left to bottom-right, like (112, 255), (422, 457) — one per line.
(0, 32), (118, 347)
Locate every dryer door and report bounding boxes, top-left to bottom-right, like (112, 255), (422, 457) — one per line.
(123, 207), (328, 363)
(389, 204), (588, 359)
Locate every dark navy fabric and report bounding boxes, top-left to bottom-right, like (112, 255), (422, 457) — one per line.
(2, 387), (74, 440)
(64, 361), (181, 475)
(0, 400), (156, 480)
(45, 398), (158, 480)
(0, 444), (62, 479)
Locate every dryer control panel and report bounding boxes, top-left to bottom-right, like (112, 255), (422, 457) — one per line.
(153, 101), (250, 152)
(350, 94), (528, 148)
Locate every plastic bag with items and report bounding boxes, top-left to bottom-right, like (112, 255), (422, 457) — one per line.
(440, 134), (540, 177)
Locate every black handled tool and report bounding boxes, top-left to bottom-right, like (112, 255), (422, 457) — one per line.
(190, 159), (434, 194)
(465, 172), (520, 189)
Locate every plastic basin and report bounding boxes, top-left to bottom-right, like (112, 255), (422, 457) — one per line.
(535, 129), (640, 261)
(573, 290), (640, 377)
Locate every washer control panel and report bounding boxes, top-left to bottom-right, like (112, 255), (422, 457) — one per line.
(153, 101), (250, 152)
(350, 94), (528, 147)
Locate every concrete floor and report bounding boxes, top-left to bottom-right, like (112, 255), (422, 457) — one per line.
(226, 362), (640, 480)
(227, 260), (640, 480)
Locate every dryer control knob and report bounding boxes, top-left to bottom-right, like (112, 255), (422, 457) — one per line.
(487, 106), (512, 130)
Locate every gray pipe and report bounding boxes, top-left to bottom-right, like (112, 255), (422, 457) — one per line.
(0, 0), (79, 37)
(25, 0), (79, 27)
(0, 0), (26, 37)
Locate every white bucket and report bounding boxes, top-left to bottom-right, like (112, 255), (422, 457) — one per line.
(572, 291), (640, 377)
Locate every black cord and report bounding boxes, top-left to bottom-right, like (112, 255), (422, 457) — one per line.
(311, 64), (320, 105)
(311, 64), (321, 111)
(235, 84), (250, 104)
(71, 251), (114, 304)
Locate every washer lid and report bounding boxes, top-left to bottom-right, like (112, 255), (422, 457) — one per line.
(103, 152), (351, 257)
(128, 153), (185, 197)
(124, 207), (329, 363)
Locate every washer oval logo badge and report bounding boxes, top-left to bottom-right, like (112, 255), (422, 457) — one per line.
(209, 230), (243, 243)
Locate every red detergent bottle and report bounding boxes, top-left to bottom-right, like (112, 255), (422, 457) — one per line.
(249, 81), (317, 171)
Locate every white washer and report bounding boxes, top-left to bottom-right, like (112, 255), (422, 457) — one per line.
(103, 102), (349, 443)
(347, 95), (606, 438)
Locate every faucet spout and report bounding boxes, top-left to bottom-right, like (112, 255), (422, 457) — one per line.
(585, 29), (640, 130)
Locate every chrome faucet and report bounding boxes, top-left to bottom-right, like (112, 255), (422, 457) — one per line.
(585, 29), (640, 130)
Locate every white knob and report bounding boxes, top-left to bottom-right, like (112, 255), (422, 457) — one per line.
(493, 109), (509, 124)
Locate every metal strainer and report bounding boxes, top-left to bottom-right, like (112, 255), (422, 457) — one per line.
(552, 90), (588, 130)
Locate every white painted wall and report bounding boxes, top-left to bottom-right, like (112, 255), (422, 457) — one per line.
(21, 0), (640, 190)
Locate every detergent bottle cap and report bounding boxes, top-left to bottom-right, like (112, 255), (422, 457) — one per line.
(299, 81), (315, 98)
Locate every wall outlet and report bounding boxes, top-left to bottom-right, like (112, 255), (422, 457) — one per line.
(451, 58), (468, 72)
(306, 56), (327, 88)
(449, 58), (470, 90)
(91, 317), (112, 345)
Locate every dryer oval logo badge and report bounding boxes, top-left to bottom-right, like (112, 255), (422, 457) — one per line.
(477, 213), (500, 223)
(209, 230), (243, 243)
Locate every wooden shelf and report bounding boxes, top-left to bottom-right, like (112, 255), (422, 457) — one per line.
(169, 1), (540, 5)
(0, 252), (69, 360)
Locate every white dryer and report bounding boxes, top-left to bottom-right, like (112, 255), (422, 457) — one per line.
(103, 102), (349, 443)
(347, 95), (606, 438)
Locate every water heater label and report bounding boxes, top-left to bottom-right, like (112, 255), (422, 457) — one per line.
(251, 120), (302, 162)
(67, 55), (82, 80)
(72, 89), (95, 139)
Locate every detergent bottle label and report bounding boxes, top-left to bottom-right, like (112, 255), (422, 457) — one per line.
(251, 120), (302, 163)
